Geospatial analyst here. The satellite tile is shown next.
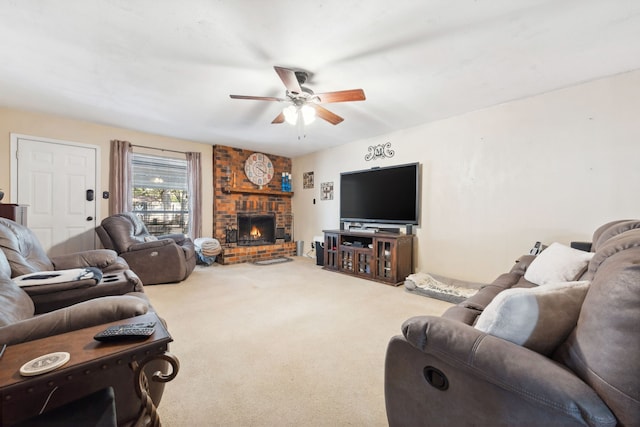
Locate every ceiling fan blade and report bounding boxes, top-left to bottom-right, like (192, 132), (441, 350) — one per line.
(230, 95), (285, 101)
(313, 105), (344, 125)
(271, 112), (285, 124)
(274, 66), (302, 94)
(314, 89), (366, 103)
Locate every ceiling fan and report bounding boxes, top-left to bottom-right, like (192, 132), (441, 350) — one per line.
(230, 66), (366, 126)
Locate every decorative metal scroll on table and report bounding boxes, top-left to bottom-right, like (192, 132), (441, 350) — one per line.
(132, 352), (180, 427)
(365, 142), (395, 161)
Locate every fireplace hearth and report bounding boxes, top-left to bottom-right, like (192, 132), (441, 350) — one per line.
(237, 213), (276, 246)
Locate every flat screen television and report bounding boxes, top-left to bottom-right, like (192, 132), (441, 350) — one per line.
(340, 162), (420, 225)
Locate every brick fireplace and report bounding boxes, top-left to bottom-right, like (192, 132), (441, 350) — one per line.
(213, 145), (296, 264)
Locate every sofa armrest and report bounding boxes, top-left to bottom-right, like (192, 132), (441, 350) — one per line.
(51, 249), (119, 270)
(128, 239), (175, 252)
(388, 315), (616, 426)
(20, 278), (98, 296)
(510, 254), (537, 275)
(158, 233), (188, 244)
(120, 243), (187, 285)
(0, 295), (149, 346)
(102, 256), (131, 273)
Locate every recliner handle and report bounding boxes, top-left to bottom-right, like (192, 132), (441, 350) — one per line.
(424, 366), (449, 391)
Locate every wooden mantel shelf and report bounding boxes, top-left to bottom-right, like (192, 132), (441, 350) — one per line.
(224, 187), (294, 197)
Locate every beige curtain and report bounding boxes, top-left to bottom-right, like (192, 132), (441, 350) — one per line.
(186, 152), (202, 239)
(109, 139), (133, 215)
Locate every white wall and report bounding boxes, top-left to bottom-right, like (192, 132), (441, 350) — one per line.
(292, 69), (640, 282)
(0, 108), (215, 238)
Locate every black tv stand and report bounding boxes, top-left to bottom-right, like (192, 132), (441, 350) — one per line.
(322, 230), (413, 286)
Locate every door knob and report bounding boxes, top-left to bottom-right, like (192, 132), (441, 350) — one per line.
(87, 216), (94, 221)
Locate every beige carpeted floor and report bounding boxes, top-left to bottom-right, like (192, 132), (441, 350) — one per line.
(143, 257), (452, 427)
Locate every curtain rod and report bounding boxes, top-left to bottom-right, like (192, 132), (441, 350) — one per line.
(132, 144), (187, 155)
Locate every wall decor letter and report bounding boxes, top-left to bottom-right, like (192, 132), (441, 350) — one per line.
(365, 142), (395, 161)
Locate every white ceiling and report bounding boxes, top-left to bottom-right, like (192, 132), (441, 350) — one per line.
(1, 1), (640, 157)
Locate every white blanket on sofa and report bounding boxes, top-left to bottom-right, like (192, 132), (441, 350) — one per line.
(14, 268), (102, 287)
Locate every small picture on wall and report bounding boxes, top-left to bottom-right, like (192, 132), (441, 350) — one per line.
(303, 172), (314, 189)
(321, 182), (334, 200)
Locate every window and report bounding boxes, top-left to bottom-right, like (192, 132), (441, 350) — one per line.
(131, 153), (189, 236)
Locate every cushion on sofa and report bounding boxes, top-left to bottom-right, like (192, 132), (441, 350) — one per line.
(475, 280), (590, 355)
(0, 218), (55, 275)
(553, 246), (640, 426)
(0, 251), (35, 326)
(591, 220), (640, 252)
(587, 228), (640, 276)
(524, 242), (594, 285)
(0, 295), (150, 346)
(0, 279), (35, 327)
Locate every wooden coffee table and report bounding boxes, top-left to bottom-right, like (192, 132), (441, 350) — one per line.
(0, 312), (179, 426)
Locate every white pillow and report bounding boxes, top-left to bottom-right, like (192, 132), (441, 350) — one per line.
(524, 242), (594, 285)
(475, 281), (590, 355)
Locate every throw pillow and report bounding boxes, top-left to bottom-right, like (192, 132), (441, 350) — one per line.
(524, 242), (594, 285)
(474, 281), (590, 355)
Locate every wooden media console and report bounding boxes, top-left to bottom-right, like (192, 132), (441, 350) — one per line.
(322, 230), (413, 286)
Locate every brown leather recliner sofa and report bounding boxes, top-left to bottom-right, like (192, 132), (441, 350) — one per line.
(96, 212), (196, 285)
(385, 220), (640, 426)
(0, 218), (173, 426)
(0, 218), (144, 313)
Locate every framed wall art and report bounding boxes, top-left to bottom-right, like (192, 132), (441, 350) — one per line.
(321, 182), (334, 200)
(303, 171), (314, 189)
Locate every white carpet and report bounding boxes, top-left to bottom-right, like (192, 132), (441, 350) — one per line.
(144, 257), (452, 426)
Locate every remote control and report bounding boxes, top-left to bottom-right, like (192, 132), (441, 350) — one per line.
(94, 322), (156, 342)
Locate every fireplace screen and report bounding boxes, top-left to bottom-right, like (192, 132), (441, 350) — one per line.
(237, 214), (276, 246)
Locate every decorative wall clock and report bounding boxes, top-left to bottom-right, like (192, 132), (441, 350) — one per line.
(244, 153), (274, 188)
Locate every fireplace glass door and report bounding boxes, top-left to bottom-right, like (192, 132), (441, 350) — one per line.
(237, 214), (276, 246)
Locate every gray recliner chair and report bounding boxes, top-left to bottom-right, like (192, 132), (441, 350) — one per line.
(0, 248), (149, 346)
(96, 212), (196, 285)
(0, 218), (143, 313)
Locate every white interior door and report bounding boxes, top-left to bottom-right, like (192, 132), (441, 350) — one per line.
(14, 135), (99, 257)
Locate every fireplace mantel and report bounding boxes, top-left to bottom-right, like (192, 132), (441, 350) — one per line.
(224, 187), (294, 197)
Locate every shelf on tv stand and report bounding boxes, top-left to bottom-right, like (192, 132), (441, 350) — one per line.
(322, 230), (413, 286)
(347, 228), (377, 234)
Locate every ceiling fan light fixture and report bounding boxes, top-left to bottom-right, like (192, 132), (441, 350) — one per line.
(283, 105), (298, 125)
(230, 66), (364, 127)
(283, 104), (316, 126)
(300, 104), (316, 124)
